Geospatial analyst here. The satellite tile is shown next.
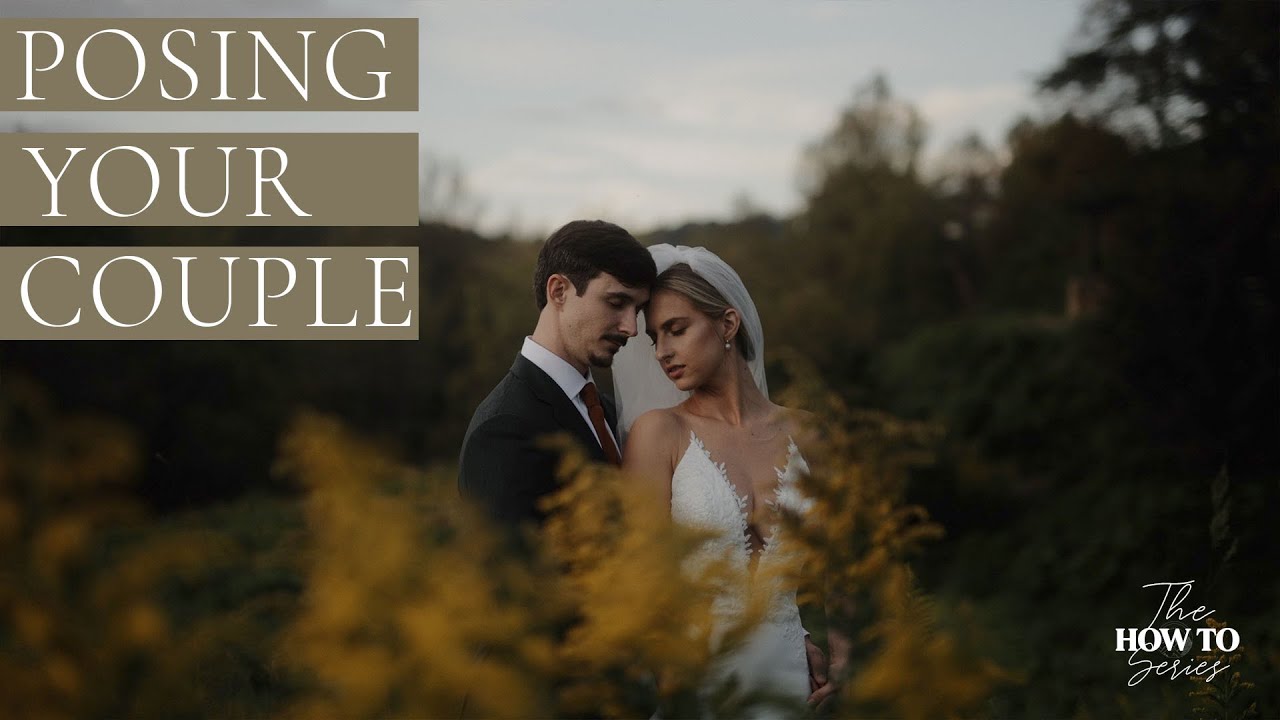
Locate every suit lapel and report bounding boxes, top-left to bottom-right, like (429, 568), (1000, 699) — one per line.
(511, 354), (606, 462)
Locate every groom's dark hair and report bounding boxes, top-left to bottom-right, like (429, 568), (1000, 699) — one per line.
(533, 220), (656, 309)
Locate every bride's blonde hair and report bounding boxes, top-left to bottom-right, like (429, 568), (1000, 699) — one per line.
(655, 263), (756, 362)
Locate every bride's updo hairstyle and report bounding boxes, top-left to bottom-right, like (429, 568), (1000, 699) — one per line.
(655, 263), (756, 363)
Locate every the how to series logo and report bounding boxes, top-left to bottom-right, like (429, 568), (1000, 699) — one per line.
(1115, 580), (1237, 686)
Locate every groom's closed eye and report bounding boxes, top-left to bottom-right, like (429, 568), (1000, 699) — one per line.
(605, 292), (640, 309)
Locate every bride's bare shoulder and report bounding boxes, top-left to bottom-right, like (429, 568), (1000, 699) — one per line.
(771, 404), (821, 447)
(628, 407), (686, 446)
(626, 408), (689, 454)
(623, 408), (687, 475)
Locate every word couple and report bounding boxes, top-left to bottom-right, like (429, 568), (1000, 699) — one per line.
(459, 220), (849, 716)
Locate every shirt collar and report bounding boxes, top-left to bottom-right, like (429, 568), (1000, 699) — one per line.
(521, 336), (591, 400)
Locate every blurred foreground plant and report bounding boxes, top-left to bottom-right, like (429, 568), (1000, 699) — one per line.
(277, 411), (556, 718)
(280, 388), (1008, 719)
(1189, 617), (1258, 720)
(0, 379), (144, 718)
(277, 412), (769, 718)
(778, 371), (1012, 719)
(0, 377), (273, 718)
(2, 375), (1008, 719)
(538, 437), (723, 717)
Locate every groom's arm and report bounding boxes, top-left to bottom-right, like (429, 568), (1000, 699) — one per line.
(458, 413), (558, 527)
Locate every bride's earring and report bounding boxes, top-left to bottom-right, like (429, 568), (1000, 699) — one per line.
(724, 341), (731, 350)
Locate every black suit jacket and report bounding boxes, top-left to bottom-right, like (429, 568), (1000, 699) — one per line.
(458, 353), (618, 527)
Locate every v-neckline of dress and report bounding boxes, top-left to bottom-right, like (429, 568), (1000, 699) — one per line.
(682, 430), (800, 554)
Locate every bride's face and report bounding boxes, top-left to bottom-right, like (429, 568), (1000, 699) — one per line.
(645, 289), (730, 391)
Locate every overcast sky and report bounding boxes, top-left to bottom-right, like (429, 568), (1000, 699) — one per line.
(1, 0), (1087, 235)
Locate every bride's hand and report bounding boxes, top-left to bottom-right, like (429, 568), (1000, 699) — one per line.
(807, 629), (850, 710)
(805, 635), (827, 691)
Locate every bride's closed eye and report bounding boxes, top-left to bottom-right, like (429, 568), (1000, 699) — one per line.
(648, 327), (686, 346)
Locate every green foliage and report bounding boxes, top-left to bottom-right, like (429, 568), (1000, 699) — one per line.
(873, 314), (1151, 487)
(863, 310), (1278, 717)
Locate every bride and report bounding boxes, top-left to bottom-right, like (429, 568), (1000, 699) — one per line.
(613, 244), (848, 715)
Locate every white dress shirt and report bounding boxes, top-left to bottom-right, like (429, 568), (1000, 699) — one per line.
(520, 336), (619, 453)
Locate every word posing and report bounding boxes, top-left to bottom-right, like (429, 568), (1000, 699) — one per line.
(18, 27), (388, 102)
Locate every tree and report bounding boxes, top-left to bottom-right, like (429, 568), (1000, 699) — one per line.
(932, 132), (1004, 310)
(979, 115), (1133, 313)
(778, 75), (953, 384)
(798, 73), (927, 195)
(1041, 0), (1280, 149)
(1040, 0), (1278, 479)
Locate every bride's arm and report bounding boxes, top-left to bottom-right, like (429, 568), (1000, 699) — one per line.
(788, 408), (854, 706)
(620, 409), (679, 509)
(621, 410), (682, 700)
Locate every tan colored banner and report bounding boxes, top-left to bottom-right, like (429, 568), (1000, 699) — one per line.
(0, 246), (418, 339)
(0, 133), (419, 226)
(0, 18), (418, 111)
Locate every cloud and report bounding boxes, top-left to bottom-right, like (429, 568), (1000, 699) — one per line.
(0, 0), (360, 18)
(918, 83), (1025, 126)
(1, 0), (1081, 231)
(916, 82), (1031, 150)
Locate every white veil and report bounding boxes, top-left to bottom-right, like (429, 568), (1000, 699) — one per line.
(612, 244), (767, 441)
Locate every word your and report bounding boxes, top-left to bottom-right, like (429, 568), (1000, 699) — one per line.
(1115, 581), (1232, 686)
(23, 145), (307, 219)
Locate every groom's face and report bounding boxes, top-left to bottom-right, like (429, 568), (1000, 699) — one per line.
(559, 272), (649, 370)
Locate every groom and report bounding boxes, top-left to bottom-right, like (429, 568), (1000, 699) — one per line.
(458, 220), (656, 527)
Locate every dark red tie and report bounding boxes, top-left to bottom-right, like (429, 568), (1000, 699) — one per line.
(579, 382), (621, 466)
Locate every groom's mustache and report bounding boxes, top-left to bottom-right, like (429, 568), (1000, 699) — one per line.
(603, 333), (629, 347)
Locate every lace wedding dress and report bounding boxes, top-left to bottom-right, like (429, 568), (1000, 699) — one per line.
(671, 430), (812, 714)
